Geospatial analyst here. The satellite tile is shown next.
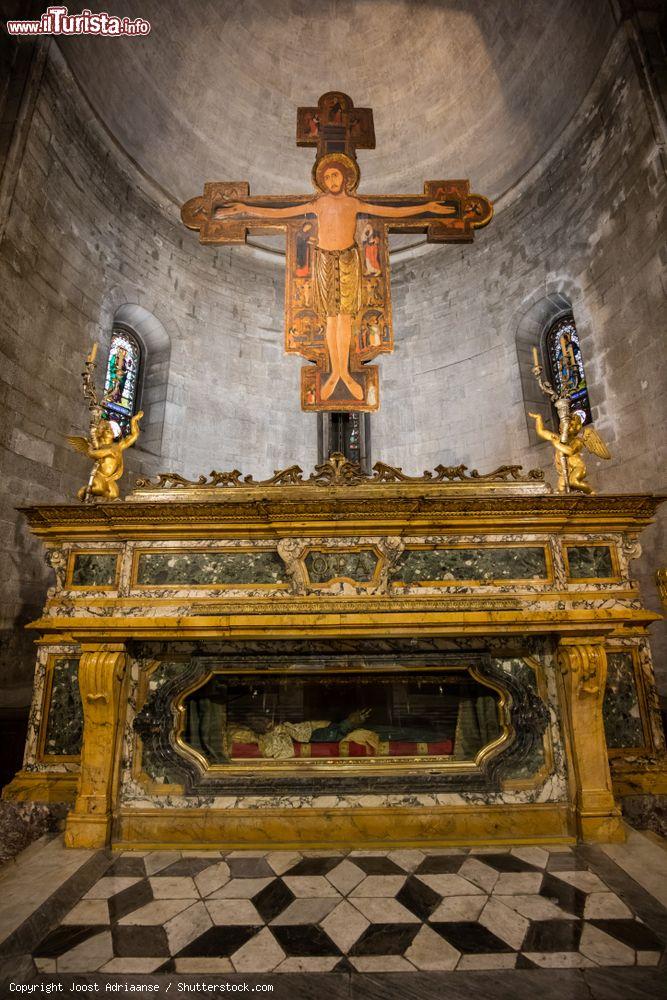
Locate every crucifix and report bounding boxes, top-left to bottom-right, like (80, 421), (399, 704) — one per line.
(182, 91), (493, 412)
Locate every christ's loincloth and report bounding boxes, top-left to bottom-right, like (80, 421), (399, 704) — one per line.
(312, 244), (363, 318)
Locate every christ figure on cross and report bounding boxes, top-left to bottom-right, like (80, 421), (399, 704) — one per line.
(218, 153), (456, 402)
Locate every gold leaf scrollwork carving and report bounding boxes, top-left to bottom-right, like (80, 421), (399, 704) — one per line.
(191, 597), (521, 614)
(309, 454), (369, 486)
(135, 453), (545, 492)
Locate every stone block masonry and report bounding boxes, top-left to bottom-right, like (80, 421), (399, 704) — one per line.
(0, 22), (665, 708)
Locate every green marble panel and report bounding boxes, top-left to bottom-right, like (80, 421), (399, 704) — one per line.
(71, 552), (118, 587)
(305, 549), (379, 585)
(566, 545), (614, 579)
(136, 549), (285, 586)
(44, 658), (82, 756)
(492, 658), (546, 779)
(603, 652), (645, 749)
(396, 547), (548, 584)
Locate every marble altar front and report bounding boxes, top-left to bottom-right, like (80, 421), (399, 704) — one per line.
(4, 456), (665, 851)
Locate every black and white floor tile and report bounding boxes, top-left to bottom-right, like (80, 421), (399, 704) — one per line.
(31, 846), (665, 974)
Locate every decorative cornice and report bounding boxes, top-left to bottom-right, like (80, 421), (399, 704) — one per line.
(19, 492), (666, 538)
(189, 597), (524, 615)
(134, 453), (547, 491)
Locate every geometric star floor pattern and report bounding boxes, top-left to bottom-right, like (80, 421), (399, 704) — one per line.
(32, 846), (664, 975)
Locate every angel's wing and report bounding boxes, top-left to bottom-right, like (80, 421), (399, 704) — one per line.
(581, 425), (611, 460)
(66, 435), (91, 456)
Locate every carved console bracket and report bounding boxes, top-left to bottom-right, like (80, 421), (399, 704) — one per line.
(557, 638), (624, 843)
(64, 643), (127, 849)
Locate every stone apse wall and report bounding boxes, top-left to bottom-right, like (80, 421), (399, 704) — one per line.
(0, 21), (665, 709)
(0, 47), (316, 708)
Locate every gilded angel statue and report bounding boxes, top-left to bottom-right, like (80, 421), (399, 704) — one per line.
(67, 412), (143, 501)
(528, 411), (610, 495)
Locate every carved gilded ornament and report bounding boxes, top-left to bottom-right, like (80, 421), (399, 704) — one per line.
(45, 546), (67, 596)
(190, 597), (522, 614)
(656, 568), (667, 607)
(135, 453), (545, 492)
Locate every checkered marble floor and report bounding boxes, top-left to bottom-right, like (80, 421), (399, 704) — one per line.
(32, 846), (665, 975)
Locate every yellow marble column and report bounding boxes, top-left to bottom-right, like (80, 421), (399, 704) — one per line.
(64, 643), (127, 849)
(557, 637), (624, 842)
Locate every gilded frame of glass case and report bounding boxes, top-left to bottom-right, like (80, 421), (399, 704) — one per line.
(171, 663), (512, 778)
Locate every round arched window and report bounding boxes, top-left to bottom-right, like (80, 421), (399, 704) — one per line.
(545, 314), (592, 425)
(102, 327), (142, 437)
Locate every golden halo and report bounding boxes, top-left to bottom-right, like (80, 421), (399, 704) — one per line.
(312, 153), (360, 193)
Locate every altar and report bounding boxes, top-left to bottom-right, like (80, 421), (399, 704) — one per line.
(5, 455), (665, 851)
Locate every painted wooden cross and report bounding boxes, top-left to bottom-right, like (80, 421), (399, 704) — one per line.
(182, 91), (493, 412)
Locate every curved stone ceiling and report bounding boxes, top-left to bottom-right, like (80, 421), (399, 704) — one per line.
(58, 0), (615, 206)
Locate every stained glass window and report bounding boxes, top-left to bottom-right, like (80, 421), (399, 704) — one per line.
(545, 315), (592, 424)
(102, 327), (141, 437)
(330, 412), (361, 464)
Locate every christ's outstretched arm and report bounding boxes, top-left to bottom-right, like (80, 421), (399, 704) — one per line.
(360, 200), (457, 218)
(216, 201), (315, 219)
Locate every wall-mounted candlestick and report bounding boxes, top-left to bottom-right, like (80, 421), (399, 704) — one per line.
(528, 344), (573, 492)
